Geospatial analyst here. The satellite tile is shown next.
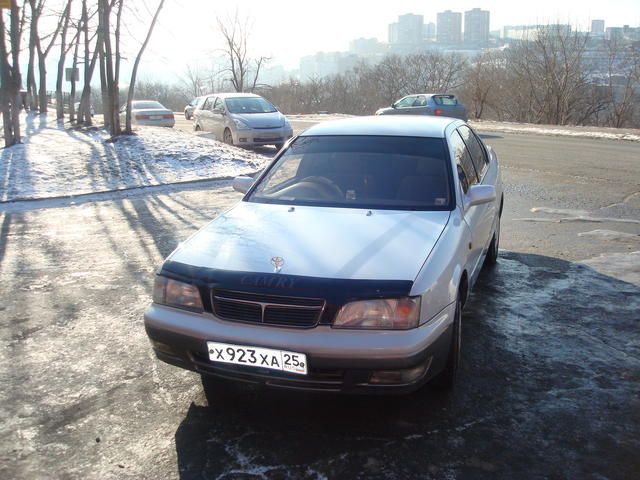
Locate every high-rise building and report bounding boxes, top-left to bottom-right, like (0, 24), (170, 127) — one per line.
(591, 20), (605, 35)
(388, 14), (424, 45)
(437, 10), (462, 45)
(464, 8), (490, 47)
(424, 22), (436, 40)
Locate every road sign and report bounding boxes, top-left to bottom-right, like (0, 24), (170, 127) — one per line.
(0, 0), (13, 9)
(65, 67), (79, 82)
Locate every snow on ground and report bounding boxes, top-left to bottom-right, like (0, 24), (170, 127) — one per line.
(288, 114), (640, 142)
(469, 120), (640, 142)
(0, 113), (268, 202)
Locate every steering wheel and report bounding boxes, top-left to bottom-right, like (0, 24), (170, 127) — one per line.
(301, 176), (344, 200)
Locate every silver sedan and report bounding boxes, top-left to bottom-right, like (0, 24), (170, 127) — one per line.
(120, 100), (175, 127)
(193, 93), (293, 149)
(145, 115), (503, 394)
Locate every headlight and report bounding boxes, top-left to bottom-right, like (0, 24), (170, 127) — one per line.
(333, 297), (421, 330)
(233, 118), (250, 130)
(153, 276), (203, 312)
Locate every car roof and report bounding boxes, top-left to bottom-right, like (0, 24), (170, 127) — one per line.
(300, 115), (463, 138)
(403, 93), (456, 97)
(210, 92), (261, 99)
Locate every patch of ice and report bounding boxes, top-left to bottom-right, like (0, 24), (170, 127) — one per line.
(578, 230), (640, 242)
(581, 251), (640, 286)
(519, 207), (640, 225)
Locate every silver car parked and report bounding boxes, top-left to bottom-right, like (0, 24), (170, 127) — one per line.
(193, 93), (293, 149)
(376, 93), (468, 121)
(145, 115), (503, 394)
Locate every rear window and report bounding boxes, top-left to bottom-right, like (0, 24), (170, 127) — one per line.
(133, 101), (164, 110)
(247, 136), (453, 211)
(433, 95), (458, 106)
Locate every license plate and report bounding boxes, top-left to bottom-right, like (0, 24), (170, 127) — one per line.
(207, 341), (307, 375)
(150, 115), (162, 120)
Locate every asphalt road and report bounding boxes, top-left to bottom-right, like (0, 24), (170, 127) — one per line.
(1, 119), (639, 479)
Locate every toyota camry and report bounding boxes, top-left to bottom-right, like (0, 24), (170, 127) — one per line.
(144, 115), (503, 394)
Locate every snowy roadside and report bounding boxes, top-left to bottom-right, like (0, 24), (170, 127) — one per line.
(286, 114), (640, 142)
(0, 113), (269, 203)
(469, 120), (640, 142)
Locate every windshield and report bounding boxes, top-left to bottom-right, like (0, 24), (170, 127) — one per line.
(225, 97), (277, 114)
(132, 101), (165, 110)
(247, 136), (453, 210)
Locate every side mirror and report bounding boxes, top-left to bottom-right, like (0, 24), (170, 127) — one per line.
(467, 185), (496, 207)
(391, 102), (397, 109)
(233, 175), (254, 194)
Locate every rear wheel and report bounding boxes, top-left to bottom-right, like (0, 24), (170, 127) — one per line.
(223, 128), (234, 146)
(432, 294), (462, 390)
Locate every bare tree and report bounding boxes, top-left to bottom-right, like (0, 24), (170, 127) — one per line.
(604, 39), (640, 128)
(0, 1), (23, 146)
(54, 0), (74, 119)
(460, 51), (505, 119)
(124, 0), (166, 134)
(182, 64), (206, 97)
(217, 13), (269, 92)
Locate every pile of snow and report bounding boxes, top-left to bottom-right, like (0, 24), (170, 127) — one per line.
(0, 114), (269, 202)
(469, 120), (640, 142)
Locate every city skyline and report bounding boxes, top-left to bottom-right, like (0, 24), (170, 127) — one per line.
(141, 0), (639, 75)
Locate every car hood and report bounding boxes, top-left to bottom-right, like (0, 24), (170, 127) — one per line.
(231, 111), (284, 128)
(376, 107), (395, 115)
(167, 202), (450, 281)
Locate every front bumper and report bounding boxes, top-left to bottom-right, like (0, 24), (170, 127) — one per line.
(233, 126), (293, 147)
(144, 301), (455, 393)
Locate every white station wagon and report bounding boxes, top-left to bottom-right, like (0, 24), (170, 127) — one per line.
(145, 116), (503, 394)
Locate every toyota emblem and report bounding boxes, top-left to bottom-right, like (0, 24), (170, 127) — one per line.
(271, 256), (284, 272)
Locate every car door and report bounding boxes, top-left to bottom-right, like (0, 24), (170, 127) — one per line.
(449, 128), (486, 282)
(211, 97), (226, 140)
(457, 125), (496, 258)
(389, 95), (417, 115)
(198, 96), (215, 131)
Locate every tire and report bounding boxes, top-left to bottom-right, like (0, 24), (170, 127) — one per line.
(432, 295), (462, 390)
(223, 128), (234, 146)
(200, 374), (218, 405)
(194, 123), (201, 132)
(485, 215), (500, 267)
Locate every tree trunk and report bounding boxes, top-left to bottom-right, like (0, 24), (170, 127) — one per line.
(125, 0), (166, 133)
(55, 1), (73, 120)
(0, 3), (22, 147)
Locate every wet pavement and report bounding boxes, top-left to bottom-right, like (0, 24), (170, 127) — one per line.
(1, 133), (639, 479)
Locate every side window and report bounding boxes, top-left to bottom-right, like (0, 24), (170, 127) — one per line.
(395, 96), (415, 108)
(458, 125), (488, 179)
(450, 130), (478, 194)
(213, 98), (223, 111)
(414, 95), (427, 106)
(202, 97), (213, 110)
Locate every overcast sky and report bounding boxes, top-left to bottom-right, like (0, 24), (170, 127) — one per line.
(136, 0), (640, 77)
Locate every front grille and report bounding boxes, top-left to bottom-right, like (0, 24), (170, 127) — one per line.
(211, 289), (325, 328)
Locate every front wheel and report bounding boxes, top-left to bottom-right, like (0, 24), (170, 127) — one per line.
(485, 215), (500, 267)
(223, 128), (234, 146)
(432, 295), (462, 390)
